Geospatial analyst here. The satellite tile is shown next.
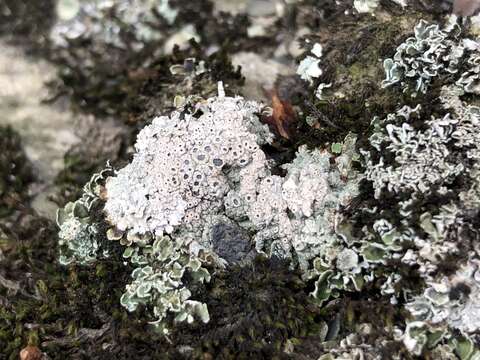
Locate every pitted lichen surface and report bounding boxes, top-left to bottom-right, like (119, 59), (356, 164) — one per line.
(104, 94), (272, 238)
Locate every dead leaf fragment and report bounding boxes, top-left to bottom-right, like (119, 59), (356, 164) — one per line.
(19, 346), (43, 360)
(262, 90), (297, 140)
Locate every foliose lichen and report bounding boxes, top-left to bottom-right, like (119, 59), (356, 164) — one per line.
(353, 0), (380, 14)
(56, 165), (113, 265)
(382, 18), (480, 96)
(120, 235), (211, 334)
(358, 18), (480, 357)
(297, 42), (331, 100)
(51, 0), (178, 49)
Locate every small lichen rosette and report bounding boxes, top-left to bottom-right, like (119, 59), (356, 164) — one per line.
(56, 166), (113, 265)
(296, 43), (332, 100)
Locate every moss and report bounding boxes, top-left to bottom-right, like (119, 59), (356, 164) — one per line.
(0, 209), (172, 359)
(166, 256), (328, 359)
(0, 0), (55, 53)
(0, 126), (34, 218)
(1, 206), (328, 359)
(47, 25), (245, 126)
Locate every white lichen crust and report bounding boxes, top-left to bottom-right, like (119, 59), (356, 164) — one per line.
(104, 94), (273, 239)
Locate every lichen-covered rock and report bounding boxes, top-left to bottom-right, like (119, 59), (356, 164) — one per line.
(43, 4), (480, 358)
(57, 84), (366, 332)
(209, 220), (253, 264)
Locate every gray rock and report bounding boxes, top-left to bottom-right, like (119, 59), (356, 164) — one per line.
(211, 222), (253, 264)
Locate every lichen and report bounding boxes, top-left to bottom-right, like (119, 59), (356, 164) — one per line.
(51, 0), (178, 49)
(297, 42), (331, 100)
(382, 18), (479, 96)
(407, 259), (480, 335)
(56, 166), (113, 265)
(120, 235), (210, 334)
(104, 89), (272, 239)
(48, 11), (480, 357)
(249, 135), (362, 303)
(356, 18), (480, 357)
(364, 104), (463, 197)
(353, 0), (380, 14)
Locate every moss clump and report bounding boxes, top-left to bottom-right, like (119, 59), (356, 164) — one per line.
(0, 126), (34, 218)
(0, 208), (176, 359)
(162, 256), (328, 359)
(48, 34), (245, 126)
(0, 214), (329, 359)
(0, 0), (54, 53)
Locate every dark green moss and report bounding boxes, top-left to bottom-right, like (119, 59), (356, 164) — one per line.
(0, 126), (34, 218)
(49, 42), (244, 123)
(167, 256), (328, 360)
(0, 0), (55, 55)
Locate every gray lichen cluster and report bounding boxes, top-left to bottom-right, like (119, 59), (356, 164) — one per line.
(362, 19), (480, 358)
(362, 89), (480, 354)
(57, 85), (364, 333)
(56, 166), (113, 265)
(382, 19), (480, 95)
(51, 0), (178, 49)
(119, 235), (211, 334)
